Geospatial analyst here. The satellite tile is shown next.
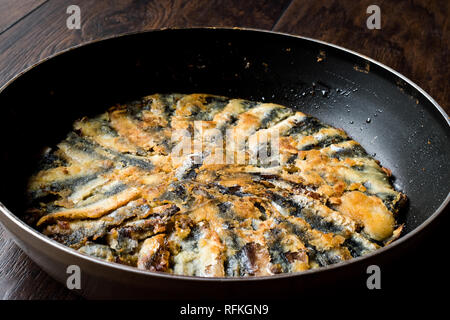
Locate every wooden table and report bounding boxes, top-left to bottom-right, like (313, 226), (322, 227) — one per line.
(0, 0), (448, 300)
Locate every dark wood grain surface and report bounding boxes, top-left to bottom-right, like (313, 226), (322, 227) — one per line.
(0, 0), (46, 34)
(0, 0), (448, 300)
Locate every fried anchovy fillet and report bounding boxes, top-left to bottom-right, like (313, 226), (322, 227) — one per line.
(42, 199), (150, 248)
(25, 93), (406, 277)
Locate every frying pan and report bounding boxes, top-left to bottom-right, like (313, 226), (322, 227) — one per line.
(0, 28), (448, 299)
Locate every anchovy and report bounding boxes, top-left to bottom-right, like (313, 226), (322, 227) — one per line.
(25, 93), (406, 277)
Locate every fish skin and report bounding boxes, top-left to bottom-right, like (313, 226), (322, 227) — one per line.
(36, 187), (141, 226)
(43, 199), (149, 247)
(78, 243), (116, 261)
(25, 93), (406, 276)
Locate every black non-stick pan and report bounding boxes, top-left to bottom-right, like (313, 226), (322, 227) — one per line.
(0, 28), (449, 299)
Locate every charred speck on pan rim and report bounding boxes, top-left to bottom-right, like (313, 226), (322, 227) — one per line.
(0, 27), (449, 283)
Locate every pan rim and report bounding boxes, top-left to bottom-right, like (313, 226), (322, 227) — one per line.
(0, 27), (448, 283)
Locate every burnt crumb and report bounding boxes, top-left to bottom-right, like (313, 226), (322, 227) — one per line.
(237, 242), (263, 276)
(143, 246), (170, 272)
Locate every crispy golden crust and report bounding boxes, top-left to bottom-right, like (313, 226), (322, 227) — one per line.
(25, 93), (406, 277)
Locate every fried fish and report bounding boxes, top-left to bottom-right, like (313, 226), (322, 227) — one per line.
(25, 93), (406, 277)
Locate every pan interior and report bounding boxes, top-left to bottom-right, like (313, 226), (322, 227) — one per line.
(0, 29), (448, 237)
